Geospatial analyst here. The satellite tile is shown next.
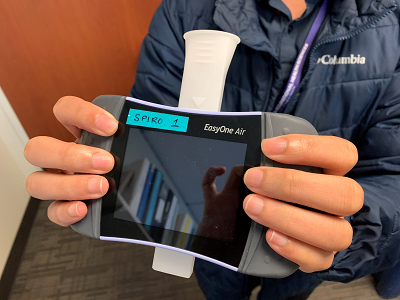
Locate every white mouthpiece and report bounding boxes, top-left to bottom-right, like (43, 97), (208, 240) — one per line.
(153, 30), (240, 279)
(178, 30), (240, 111)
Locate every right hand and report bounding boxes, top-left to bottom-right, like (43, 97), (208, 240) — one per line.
(24, 96), (119, 227)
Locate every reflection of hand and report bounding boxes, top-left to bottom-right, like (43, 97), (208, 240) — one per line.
(197, 165), (244, 241)
(243, 135), (363, 273)
(24, 96), (118, 226)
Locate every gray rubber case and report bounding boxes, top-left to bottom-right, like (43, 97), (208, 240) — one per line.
(71, 96), (321, 278)
(70, 95), (125, 238)
(237, 113), (320, 278)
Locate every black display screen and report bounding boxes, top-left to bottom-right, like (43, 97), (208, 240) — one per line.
(100, 99), (262, 267)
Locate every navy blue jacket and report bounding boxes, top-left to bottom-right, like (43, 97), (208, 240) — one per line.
(130, 0), (400, 290)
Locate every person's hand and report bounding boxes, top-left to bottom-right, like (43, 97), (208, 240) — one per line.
(243, 135), (363, 273)
(24, 96), (118, 227)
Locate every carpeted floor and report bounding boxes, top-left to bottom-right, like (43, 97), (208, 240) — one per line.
(8, 201), (206, 300)
(7, 201), (400, 300)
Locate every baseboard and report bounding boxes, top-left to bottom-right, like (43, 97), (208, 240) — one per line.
(0, 198), (41, 300)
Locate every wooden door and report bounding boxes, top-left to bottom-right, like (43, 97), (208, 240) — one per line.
(0, 0), (162, 141)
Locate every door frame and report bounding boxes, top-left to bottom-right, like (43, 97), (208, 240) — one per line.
(0, 86), (39, 290)
(0, 87), (39, 177)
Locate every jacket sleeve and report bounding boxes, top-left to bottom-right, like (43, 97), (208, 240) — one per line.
(313, 67), (400, 282)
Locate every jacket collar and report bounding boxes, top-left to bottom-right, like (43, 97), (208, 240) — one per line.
(213, 0), (396, 52)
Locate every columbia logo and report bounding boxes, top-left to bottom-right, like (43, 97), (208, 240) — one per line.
(317, 54), (366, 65)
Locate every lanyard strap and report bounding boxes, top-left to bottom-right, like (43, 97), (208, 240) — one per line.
(273, 0), (329, 113)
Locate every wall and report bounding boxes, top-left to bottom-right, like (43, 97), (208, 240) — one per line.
(0, 86), (39, 279)
(0, 0), (161, 141)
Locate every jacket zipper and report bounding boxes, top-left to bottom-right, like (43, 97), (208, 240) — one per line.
(289, 4), (398, 110)
(263, 55), (274, 112)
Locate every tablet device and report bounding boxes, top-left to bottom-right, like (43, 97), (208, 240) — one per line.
(72, 95), (320, 278)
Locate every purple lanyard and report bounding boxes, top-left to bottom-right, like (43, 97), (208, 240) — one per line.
(273, 0), (329, 113)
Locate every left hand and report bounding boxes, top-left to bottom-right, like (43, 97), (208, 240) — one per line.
(243, 134), (364, 273)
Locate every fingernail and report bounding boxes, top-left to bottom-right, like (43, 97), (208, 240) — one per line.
(95, 114), (118, 134)
(68, 202), (82, 217)
(244, 195), (264, 215)
(262, 138), (287, 155)
(269, 230), (288, 247)
(92, 153), (113, 170)
(88, 177), (103, 194)
(244, 168), (263, 188)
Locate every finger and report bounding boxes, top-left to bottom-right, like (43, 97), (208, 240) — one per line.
(243, 167), (364, 216)
(25, 136), (114, 173)
(266, 229), (335, 273)
(53, 96), (118, 138)
(262, 135), (358, 176)
(47, 200), (87, 227)
(243, 195), (353, 252)
(27, 171), (109, 200)
(202, 166), (226, 199)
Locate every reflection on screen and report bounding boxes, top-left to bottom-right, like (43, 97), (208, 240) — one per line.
(113, 128), (247, 245)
